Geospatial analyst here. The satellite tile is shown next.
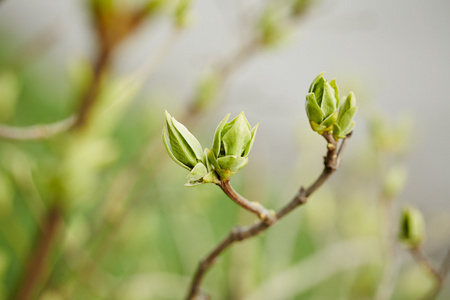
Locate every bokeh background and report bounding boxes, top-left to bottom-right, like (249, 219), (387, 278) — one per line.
(0, 0), (449, 299)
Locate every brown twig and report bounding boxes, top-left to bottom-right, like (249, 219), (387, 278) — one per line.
(217, 179), (276, 224)
(419, 246), (450, 300)
(186, 132), (347, 300)
(13, 205), (63, 300)
(410, 247), (442, 285)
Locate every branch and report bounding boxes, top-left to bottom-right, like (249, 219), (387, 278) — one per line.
(217, 179), (276, 224)
(0, 116), (75, 140)
(13, 205), (63, 300)
(420, 246), (450, 300)
(186, 133), (348, 300)
(410, 247), (442, 285)
(73, 46), (112, 130)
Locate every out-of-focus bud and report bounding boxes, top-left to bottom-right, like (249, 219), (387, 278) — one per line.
(192, 70), (220, 111)
(162, 110), (204, 170)
(399, 206), (425, 248)
(174, 0), (192, 28)
(333, 92), (357, 139)
(143, 0), (167, 16)
(258, 9), (285, 47)
(305, 72), (339, 134)
(208, 112), (258, 180)
(382, 165), (408, 199)
(291, 0), (313, 16)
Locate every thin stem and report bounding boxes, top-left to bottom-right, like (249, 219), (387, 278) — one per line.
(186, 134), (346, 300)
(0, 116), (75, 140)
(440, 247), (450, 280)
(218, 180), (276, 224)
(421, 246), (450, 300)
(73, 46), (111, 130)
(410, 247), (442, 285)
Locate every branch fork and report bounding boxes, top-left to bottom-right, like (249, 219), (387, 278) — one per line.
(186, 133), (352, 300)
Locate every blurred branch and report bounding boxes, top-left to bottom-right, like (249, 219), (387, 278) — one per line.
(0, 116), (75, 140)
(410, 247), (441, 284)
(13, 205), (63, 300)
(186, 133), (350, 299)
(416, 245), (450, 300)
(246, 238), (378, 300)
(12, 3), (156, 299)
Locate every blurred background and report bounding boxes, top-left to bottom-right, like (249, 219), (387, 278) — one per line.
(0, 0), (449, 299)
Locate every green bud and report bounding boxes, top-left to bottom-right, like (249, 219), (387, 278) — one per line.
(333, 92), (357, 139)
(305, 72), (339, 134)
(291, 0), (313, 16)
(174, 0), (192, 28)
(144, 0), (167, 16)
(208, 112), (258, 180)
(399, 206), (425, 248)
(258, 9), (285, 47)
(162, 111), (204, 170)
(382, 165), (408, 199)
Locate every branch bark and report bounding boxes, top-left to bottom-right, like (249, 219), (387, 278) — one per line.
(186, 133), (349, 299)
(217, 179), (276, 224)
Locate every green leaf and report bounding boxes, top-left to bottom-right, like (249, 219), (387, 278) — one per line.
(206, 148), (220, 171)
(217, 156), (248, 172)
(305, 92), (323, 124)
(338, 106), (357, 132)
(165, 111), (199, 168)
(332, 124), (341, 138)
(204, 148), (212, 172)
(162, 125), (190, 170)
(320, 110), (338, 129)
(340, 121), (355, 137)
(212, 113), (230, 157)
(186, 163), (207, 182)
(308, 72), (325, 93)
(202, 171), (217, 183)
(329, 79), (340, 108)
(321, 81), (337, 117)
(310, 121), (327, 134)
(312, 76), (325, 106)
(222, 112), (251, 156)
(338, 92), (356, 121)
(242, 123), (259, 157)
(169, 112), (204, 161)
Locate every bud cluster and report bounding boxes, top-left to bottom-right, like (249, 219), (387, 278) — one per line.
(305, 72), (357, 139)
(162, 111), (258, 186)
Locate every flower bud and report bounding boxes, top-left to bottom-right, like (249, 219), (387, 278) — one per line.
(208, 112), (258, 180)
(399, 206), (425, 248)
(333, 92), (357, 139)
(162, 110), (204, 170)
(305, 73), (339, 134)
